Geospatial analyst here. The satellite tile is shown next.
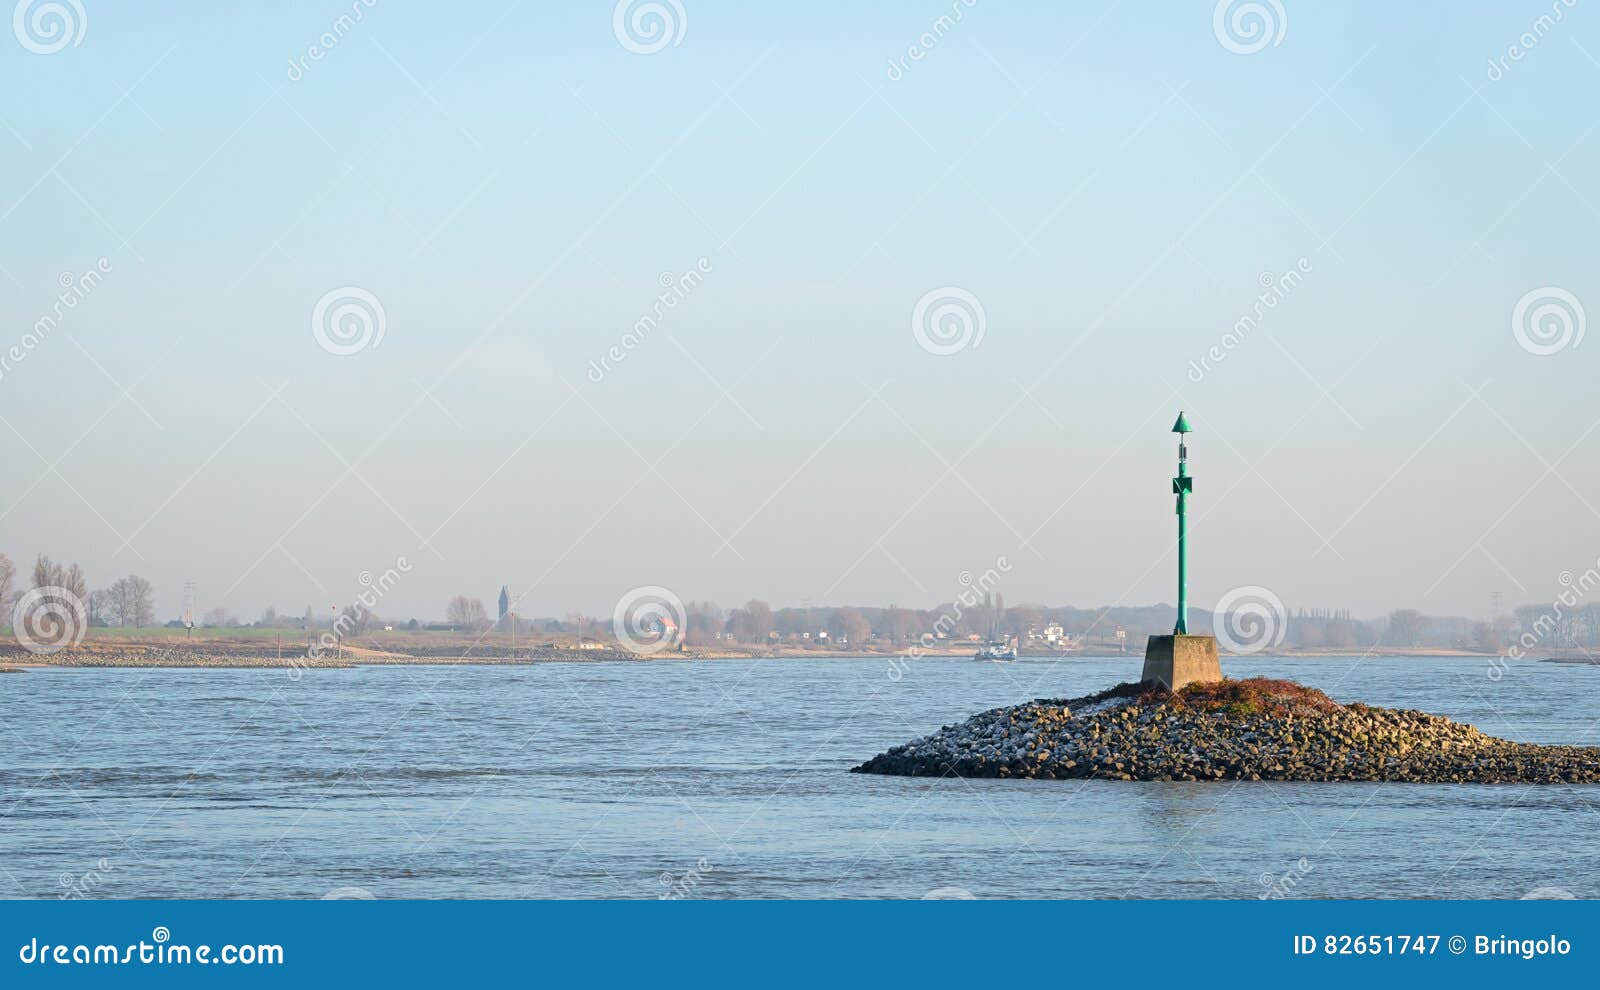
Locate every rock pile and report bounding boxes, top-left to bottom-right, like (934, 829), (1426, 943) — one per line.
(853, 678), (1600, 783)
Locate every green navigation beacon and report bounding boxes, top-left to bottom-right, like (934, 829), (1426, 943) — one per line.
(1172, 411), (1193, 635)
(1141, 411), (1220, 691)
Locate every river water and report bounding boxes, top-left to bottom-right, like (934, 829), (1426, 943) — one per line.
(2, 655), (1595, 899)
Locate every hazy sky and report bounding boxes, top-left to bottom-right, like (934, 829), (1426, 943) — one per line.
(1, 2), (1596, 623)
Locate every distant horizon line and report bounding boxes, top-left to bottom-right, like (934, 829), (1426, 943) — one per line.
(99, 598), (1510, 629)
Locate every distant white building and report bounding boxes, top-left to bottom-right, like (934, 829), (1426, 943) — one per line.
(1027, 622), (1071, 646)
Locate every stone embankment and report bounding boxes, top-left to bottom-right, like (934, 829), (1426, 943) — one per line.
(853, 678), (1600, 783)
(0, 644), (648, 668)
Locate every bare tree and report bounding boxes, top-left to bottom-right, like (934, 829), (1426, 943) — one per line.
(32, 555), (87, 605)
(446, 596), (490, 631)
(746, 599), (773, 641)
(202, 606), (234, 628)
(126, 576), (155, 626)
(684, 600), (723, 644)
(101, 575), (156, 627)
(1386, 609), (1424, 647)
(830, 607), (870, 646)
(88, 588), (115, 626)
(31, 554), (55, 589)
(30, 556), (88, 635)
(336, 603), (375, 636)
(108, 579), (131, 626)
(0, 552), (14, 614)
(727, 599), (774, 643)
(880, 606), (920, 645)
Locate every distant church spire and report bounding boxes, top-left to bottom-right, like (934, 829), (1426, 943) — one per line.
(498, 585), (510, 621)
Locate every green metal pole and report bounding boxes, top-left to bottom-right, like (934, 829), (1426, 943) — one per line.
(1175, 463), (1188, 634)
(1171, 412), (1193, 635)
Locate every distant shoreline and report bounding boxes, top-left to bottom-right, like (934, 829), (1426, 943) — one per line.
(3, 625), (1565, 670)
(0, 642), (1574, 671)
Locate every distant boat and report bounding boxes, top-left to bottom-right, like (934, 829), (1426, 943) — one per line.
(975, 640), (1017, 661)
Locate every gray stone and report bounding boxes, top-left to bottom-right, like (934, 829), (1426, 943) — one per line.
(1141, 634), (1222, 690)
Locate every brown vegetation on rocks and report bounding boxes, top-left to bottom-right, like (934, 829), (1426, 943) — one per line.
(1146, 677), (1345, 716)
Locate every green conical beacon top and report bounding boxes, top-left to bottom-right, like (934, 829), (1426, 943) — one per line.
(1172, 410), (1192, 434)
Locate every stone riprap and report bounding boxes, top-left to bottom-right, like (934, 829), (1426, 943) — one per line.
(853, 678), (1600, 783)
(0, 645), (643, 668)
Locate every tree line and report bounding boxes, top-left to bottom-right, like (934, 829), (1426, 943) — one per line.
(328, 595), (1593, 652)
(4, 557), (1586, 656)
(0, 553), (156, 628)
